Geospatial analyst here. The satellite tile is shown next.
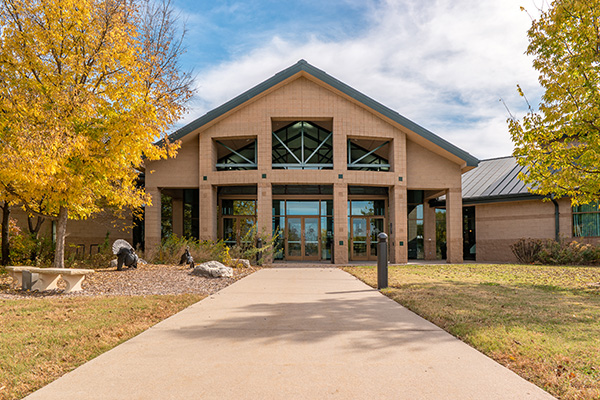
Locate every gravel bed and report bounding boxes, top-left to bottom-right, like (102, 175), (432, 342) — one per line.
(0, 263), (259, 299)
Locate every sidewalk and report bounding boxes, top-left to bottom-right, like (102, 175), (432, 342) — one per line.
(25, 267), (556, 399)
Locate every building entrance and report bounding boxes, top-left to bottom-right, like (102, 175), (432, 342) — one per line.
(348, 196), (387, 261)
(272, 191), (333, 262)
(350, 217), (384, 260)
(286, 216), (320, 261)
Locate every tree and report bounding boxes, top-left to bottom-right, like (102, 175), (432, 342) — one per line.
(0, 201), (10, 265)
(509, 0), (600, 205)
(0, 0), (192, 267)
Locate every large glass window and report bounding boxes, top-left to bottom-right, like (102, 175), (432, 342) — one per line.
(183, 189), (199, 240)
(408, 190), (424, 259)
(216, 138), (257, 171)
(348, 199), (386, 261)
(272, 121), (333, 170)
(161, 193), (173, 239)
(273, 199), (333, 260)
(350, 200), (385, 216)
(347, 138), (390, 171)
(220, 200), (256, 246)
(573, 202), (600, 237)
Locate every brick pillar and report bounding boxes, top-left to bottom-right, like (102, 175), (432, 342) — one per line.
(257, 181), (272, 237)
(333, 182), (348, 264)
(423, 203), (437, 260)
(145, 187), (161, 251)
(390, 184), (407, 264)
(199, 184), (217, 241)
(446, 188), (463, 263)
(172, 198), (184, 237)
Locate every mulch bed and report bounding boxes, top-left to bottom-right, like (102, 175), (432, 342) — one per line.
(0, 263), (260, 299)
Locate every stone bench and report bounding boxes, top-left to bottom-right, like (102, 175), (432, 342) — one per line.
(5, 266), (95, 293)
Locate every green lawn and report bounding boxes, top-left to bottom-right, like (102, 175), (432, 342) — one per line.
(343, 264), (600, 400)
(0, 295), (203, 400)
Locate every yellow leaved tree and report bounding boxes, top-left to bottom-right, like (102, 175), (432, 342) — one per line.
(0, 0), (193, 267)
(509, 0), (600, 206)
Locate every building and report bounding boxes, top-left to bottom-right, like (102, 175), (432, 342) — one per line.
(144, 60), (479, 264)
(444, 156), (598, 263)
(7, 61), (599, 265)
(7, 61), (600, 265)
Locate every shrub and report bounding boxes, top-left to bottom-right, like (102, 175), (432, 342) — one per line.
(510, 238), (542, 264)
(227, 226), (281, 266)
(1, 218), (55, 266)
(142, 235), (231, 266)
(512, 237), (600, 265)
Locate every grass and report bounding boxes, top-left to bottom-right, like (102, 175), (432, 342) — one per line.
(343, 263), (600, 400)
(0, 294), (203, 400)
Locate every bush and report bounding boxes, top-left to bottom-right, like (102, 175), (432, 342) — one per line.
(510, 238), (542, 264)
(142, 235), (231, 266)
(511, 237), (600, 265)
(227, 226), (281, 266)
(1, 218), (55, 266)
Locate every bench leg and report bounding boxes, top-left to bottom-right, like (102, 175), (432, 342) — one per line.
(33, 273), (61, 291)
(62, 275), (86, 293)
(10, 271), (23, 288)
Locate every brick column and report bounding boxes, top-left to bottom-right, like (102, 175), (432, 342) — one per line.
(172, 198), (184, 237)
(389, 184), (407, 264)
(199, 184), (217, 241)
(145, 187), (161, 251)
(257, 182), (272, 238)
(333, 182), (348, 264)
(423, 203), (437, 260)
(446, 188), (463, 263)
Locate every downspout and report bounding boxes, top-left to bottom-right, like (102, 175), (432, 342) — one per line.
(550, 195), (560, 242)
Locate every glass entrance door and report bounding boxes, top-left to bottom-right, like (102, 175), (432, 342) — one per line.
(352, 218), (368, 260)
(351, 217), (385, 261)
(369, 218), (384, 258)
(286, 217), (320, 261)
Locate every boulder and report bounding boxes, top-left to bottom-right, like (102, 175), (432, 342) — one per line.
(191, 261), (233, 278)
(109, 259), (118, 269)
(231, 259), (251, 268)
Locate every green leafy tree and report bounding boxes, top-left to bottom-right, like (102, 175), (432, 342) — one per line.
(509, 0), (600, 205)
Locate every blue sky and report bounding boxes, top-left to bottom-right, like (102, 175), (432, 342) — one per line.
(170, 0), (543, 160)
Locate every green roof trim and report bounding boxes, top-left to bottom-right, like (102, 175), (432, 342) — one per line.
(163, 60), (479, 167)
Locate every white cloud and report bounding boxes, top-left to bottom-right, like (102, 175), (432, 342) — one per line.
(181, 0), (543, 160)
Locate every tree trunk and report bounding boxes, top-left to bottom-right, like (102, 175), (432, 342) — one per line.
(28, 215), (45, 238)
(27, 215), (45, 261)
(53, 206), (68, 268)
(1, 202), (10, 266)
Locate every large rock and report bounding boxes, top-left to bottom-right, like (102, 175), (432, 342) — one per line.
(191, 261), (233, 278)
(231, 259), (251, 268)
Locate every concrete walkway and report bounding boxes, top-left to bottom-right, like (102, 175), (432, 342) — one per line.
(25, 267), (555, 399)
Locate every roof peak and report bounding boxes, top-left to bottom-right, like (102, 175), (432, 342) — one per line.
(163, 60), (478, 167)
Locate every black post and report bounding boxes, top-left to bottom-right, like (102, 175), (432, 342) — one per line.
(377, 232), (388, 289)
(256, 238), (263, 266)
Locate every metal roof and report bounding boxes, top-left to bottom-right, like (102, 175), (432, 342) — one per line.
(162, 60), (479, 168)
(461, 156), (541, 203)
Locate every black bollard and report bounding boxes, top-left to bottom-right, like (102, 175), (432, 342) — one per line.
(377, 232), (388, 289)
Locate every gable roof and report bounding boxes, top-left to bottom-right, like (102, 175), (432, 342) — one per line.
(165, 60), (479, 168)
(461, 156), (542, 203)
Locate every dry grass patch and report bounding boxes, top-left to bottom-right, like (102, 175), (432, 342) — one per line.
(343, 264), (600, 400)
(0, 294), (203, 400)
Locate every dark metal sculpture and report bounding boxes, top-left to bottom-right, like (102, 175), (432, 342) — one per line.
(179, 247), (195, 268)
(112, 239), (138, 271)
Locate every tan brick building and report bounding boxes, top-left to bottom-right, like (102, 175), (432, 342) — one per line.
(9, 62), (599, 264)
(145, 60), (478, 264)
